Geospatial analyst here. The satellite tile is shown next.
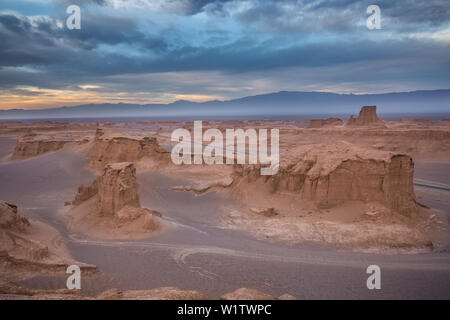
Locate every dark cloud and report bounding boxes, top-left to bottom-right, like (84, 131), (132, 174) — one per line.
(63, 13), (148, 50)
(181, 0), (234, 15)
(0, 14), (31, 33)
(0, 15), (70, 66)
(232, 0), (450, 34)
(0, 0), (449, 100)
(0, 12), (170, 66)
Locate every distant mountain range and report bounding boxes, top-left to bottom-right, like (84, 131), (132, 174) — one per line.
(1, 89), (450, 119)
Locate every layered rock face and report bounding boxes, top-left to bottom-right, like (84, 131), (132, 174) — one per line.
(74, 162), (140, 216)
(235, 142), (417, 216)
(383, 155), (417, 215)
(88, 129), (168, 169)
(97, 162), (140, 217)
(308, 118), (343, 128)
(347, 106), (384, 126)
(11, 139), (69, 159)
(72, 162), (157, 229)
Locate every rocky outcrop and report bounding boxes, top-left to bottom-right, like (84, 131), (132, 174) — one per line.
(383, 155), (417, 216)
(226, 204), (436, 253)
(0, 201), (30, 232)
(72, 180), (99, 205)
(71, 162), (158, 230)
(88, 129), (168, 169)
(0, 201), (97, 275)
(347, 106), (384, 126)
(11, 139), (69, 159)
(96, 162), (140, 217)
(114, 206), (156, 229)
(308, 118), (343, 128)
(234, 142), (417, 216)
(73, 162), (141, 216)
(0, 201), (51, 262)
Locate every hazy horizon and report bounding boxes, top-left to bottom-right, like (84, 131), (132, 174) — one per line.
(1, 88), (450, 111)
(1, 89), (450, 120)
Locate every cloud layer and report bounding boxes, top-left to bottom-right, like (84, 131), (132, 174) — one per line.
(0, 0), (449, 109)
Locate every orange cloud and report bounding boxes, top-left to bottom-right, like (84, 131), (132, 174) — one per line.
(0, 86), (223, 110)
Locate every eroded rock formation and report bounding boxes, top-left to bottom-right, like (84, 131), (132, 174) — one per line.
(0, 201), (97, 274)
(11, 139), (69, 159)
(0, 201), (30, 233)
(71, 162), (158, 231)
(72, 180), (99, 205)
(308, 118), (343, 128)
(96, 162), (140, 216)
(234, 141), (417, 216)
(88, 129), (168, 169)
(347, 106), (384, 126)
(0, 201), (48, 262)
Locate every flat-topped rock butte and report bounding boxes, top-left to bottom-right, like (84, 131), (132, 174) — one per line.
(347, 106), (385, 127)
(234, 141), (417, 215)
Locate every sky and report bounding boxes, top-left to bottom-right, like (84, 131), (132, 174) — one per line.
(0, 0), (449, 110)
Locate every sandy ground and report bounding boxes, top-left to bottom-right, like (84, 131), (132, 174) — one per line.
(0, 118), (450, 299)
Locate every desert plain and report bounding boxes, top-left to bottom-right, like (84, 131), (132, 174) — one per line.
(1, 106), (450, 299)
